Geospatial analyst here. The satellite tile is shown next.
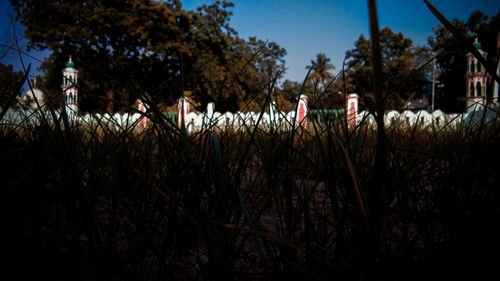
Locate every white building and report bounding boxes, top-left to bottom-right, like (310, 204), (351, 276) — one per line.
(465, 38), (490, 112)
(61, 56), (79, 114)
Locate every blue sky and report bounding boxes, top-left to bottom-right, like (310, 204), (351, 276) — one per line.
(1, 0), (499, 83)
(181, 0), (499, 82)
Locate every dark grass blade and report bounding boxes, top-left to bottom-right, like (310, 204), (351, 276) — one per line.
(368, 0), (387, 226)
(323, 123), (370, 230)
(213, 132), (225, 191)
(222, 223), (363, 279)
(0, 63), (30, 122)
(153, 182), (204, 234)
(232, 68), (284, 184)
(236, 190), (268, 269)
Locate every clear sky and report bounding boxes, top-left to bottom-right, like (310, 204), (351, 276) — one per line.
(1, 0), (499, 83)
(181, 0), (499, 82)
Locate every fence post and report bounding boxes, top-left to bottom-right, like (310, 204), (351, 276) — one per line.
(178, 96), (190, 128)
(346, 93), (359, 129)
(137, 99), (150, 129)
(297, 94), (308, 129)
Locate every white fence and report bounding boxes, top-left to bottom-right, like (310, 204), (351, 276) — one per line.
(1, 104), (499, 132)
(357, 106), (499, 130)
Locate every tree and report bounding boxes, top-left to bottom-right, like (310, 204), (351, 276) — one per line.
(239, 37), (287, 111)
(10, 0), (193, 112)
(181, 2), (286, 112)
(0, 62), (24, 108)
(302, 53), (345, 110)
(345, 27), (431, 110)
(273, 79), (303, 111)
(11, 0), (287, 113)
(305, 53), (335, 91)
(429, 11), (500, 112)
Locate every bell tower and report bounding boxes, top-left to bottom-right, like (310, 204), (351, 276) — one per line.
(61, 55), (79, 114)
(465, 38), (488, 112)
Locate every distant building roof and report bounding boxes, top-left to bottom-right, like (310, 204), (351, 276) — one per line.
(466, 38), (487, 56)
(65, 55), (75, 69)
(473, 38), (482, 50)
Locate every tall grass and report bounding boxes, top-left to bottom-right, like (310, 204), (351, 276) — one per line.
(2, 1), (500, 280)
(3, 93), (500, 281)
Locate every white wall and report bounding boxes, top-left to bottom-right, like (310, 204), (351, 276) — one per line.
(1, 107), (498, 132)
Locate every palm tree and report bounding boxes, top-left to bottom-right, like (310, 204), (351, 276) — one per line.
(305, 53), (335, 89)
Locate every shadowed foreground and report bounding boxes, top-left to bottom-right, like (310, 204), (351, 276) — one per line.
(1, 117), (500, 281)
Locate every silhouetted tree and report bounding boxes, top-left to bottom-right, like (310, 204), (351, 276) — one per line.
(345, 27), (431, 110)
(10, 0), (287, 112)
(0, 62), (24, 108)
(305, 53), (335, 91)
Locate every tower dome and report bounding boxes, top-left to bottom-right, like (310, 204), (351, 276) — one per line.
(65, 56), (75, 68)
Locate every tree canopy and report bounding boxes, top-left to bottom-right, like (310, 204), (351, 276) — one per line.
(344, 27), (431, 110)
(301, 53), (345, 110)
(0, 62), (24, 108)
(10, 0), (286, 113)
(305, 53), (335, 90)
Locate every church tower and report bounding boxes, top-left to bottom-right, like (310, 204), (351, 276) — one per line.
(465, 38), (488, 112)
(61, 56), (79, 114)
